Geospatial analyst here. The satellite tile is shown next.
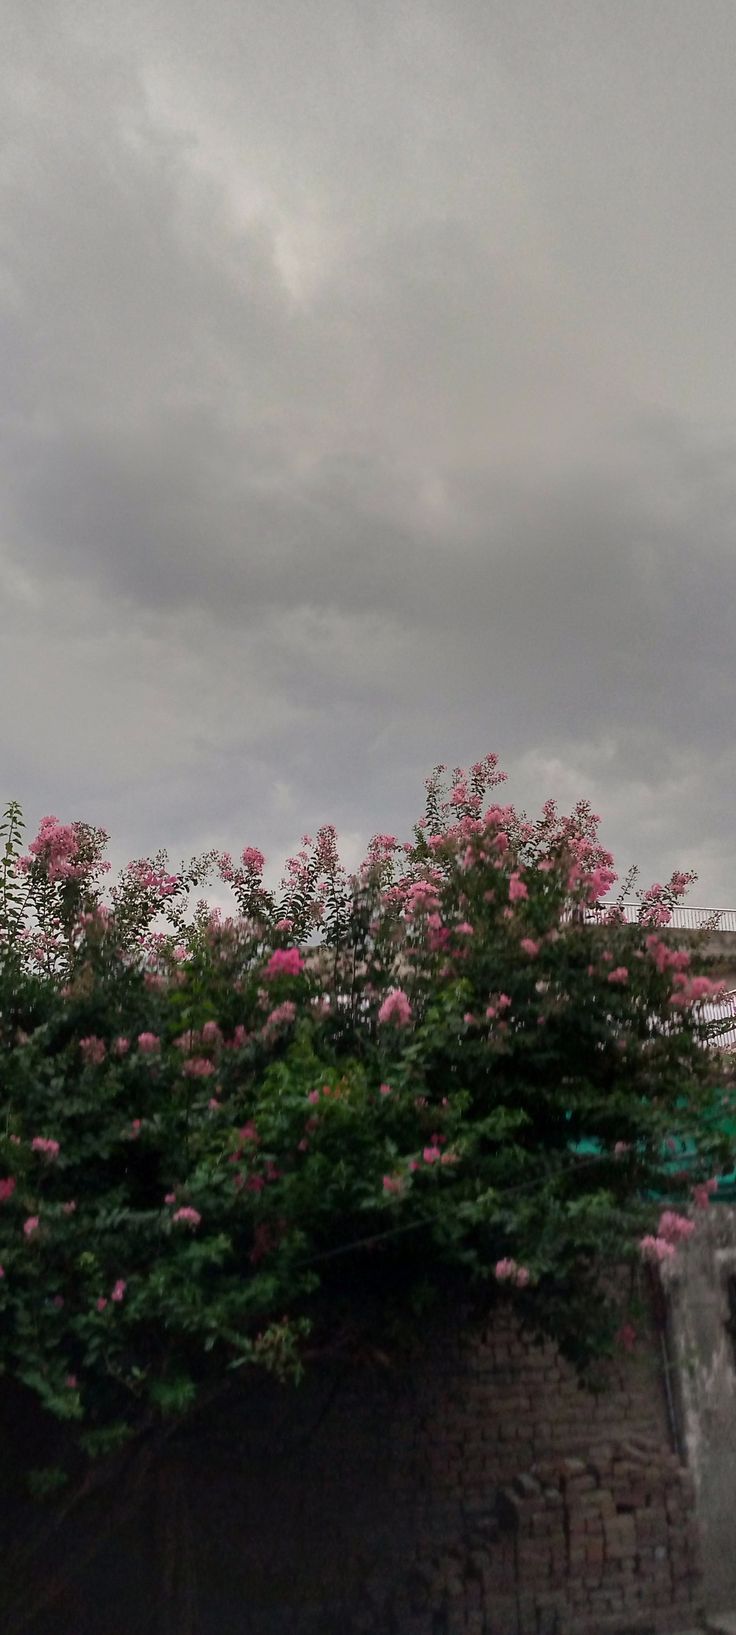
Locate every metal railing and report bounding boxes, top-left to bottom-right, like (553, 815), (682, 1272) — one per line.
(584, 904), (736, 933)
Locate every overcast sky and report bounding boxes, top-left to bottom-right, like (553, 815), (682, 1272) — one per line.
(1, 0), (734, 901)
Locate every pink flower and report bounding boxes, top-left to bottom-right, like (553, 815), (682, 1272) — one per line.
(137, 1032), (160, 1055)
(201, 1020), (222, 1045)
(96, 1297), (108, 1312)
(658, 1210), (695, 1244)
(639, 1235), (676, 1264)
(79, 1035), (107, 1066)
(520, 938), (540, 957)
(241, 846), (265, 873)
(274, 918), (293, 932)
(172, 1206), (201, 1229)
(113, 1036), (130, 1056)
(65, 1374), (78, 1389)
(423, 1146), (441, 1165)
(164, 1192), (176, 1205)
(111, 1279), (127, 1302)
(264, 1001), (297, 1029)
(0, 1265), (5, 1278)
(62, 1200), (77, 1215)
(379, 1082), (392, 1097)
(377, 988), (413, 1026)
(181, 1057), (216, 1077)
(0, 1178), (16, 1203)
(383, 1174), (404, 1195)
(515, 1266), (530, 1288)
(692, 1177), (719, 1209)
(307, 1089), (320, 1104)
(509, 873), (528, 902)
(613, 1141), (630, 1157)
(23, 1216), (40, 1238)
(607, 967), (629, 984)
(495, 1257), (517, 1281)
(265, 947), (304, 979)
(455, 921), (474, 936)
(31, 1137), (60, 1161)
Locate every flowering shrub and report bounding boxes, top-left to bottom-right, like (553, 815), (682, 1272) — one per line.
(0, 755), (732, 1510)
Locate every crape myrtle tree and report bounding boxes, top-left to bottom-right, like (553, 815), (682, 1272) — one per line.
(0, 757), (732, 1622)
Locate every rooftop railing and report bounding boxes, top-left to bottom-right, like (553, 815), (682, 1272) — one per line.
(588, 904), (736, 932)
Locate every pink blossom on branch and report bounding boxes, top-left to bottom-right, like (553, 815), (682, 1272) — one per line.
(172, 1207), (201, 1229)
(657, 1210), (695, 1244)
(639, 1235), (677, 1264)
(79, 1036), (106, 1066)
(31, 1137), (60, 1161)
(265, 947), (304, 979)
(377, 988), (413, 1026)
(494, 1258), (531, 1287)
(137, 1032), (161, 1055)
(241, 846), (265, 873)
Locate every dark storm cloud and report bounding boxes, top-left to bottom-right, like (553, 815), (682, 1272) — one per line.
(0, 0), (734, 901)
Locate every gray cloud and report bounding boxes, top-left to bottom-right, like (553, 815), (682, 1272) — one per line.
(0, 0), (734, 904)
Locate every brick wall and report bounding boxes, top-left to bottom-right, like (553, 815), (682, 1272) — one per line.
(18, 1294), (703, 1635)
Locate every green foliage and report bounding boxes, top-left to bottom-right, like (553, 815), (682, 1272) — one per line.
(0, 758), (732, 1490)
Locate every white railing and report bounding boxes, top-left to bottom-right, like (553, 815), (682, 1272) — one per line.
(701, 989), (736, 1052)
(586, 904), (736, 933)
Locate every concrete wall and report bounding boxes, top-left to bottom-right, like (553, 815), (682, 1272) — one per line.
(666, 1205), (736, 1610)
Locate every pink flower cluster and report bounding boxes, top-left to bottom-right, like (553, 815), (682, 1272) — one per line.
(0, 1177), (16, 1203)
(669, 974), (725, 1007)
(126, 860), (179, 897)
(172, 1206), (201, 1229)
(31, 1137), (60, 1161)
(640, 1208), (697, 1265)
(80, 1035), (106, 1066)
(241, 846), (266, 873)
(377, 987), (413, 1026)
(265, 947), (304, 979)
(692, 1177), (719, 1209)
(181, 1057), (216, 1078)
(263, 1001), (297, 1031)
(21, 816), (96, 882)
(404, 880), (441, 919)
(137, 1032), (161, 1055)
(645, 935), (691, 976)
(495, 1258), (530, 1287)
